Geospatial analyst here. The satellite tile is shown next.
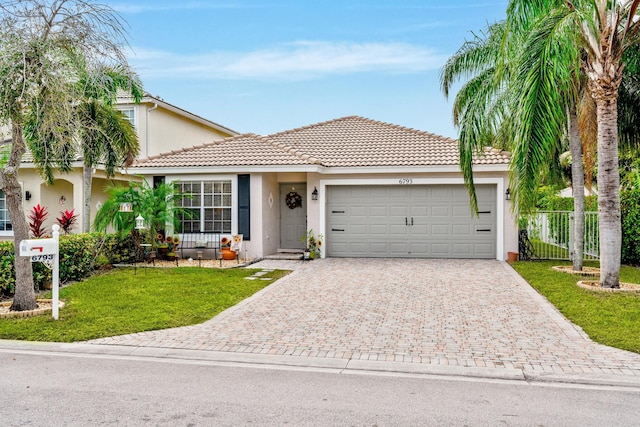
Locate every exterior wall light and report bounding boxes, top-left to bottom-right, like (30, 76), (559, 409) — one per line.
(311, 187), (318, 201)
(505, 188), (511, 201)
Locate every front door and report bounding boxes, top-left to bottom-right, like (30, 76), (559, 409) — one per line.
(280, 183), (307, 250)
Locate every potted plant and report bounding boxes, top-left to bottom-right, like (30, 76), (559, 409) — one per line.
(220, 236), (236, 260)
(301, 229), (323, 260)
(165, 235), (180, 261)
(156, 233), (168, 255)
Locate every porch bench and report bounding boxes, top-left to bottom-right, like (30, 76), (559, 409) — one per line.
(178, 232), (221, 262)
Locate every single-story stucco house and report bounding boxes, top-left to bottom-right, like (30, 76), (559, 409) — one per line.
(132, 116), (517, 260)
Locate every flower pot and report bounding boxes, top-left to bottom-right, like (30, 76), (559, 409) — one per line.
(221, 249), (236, 260)
(303, 251), (310, 260)
(507, 252), (518, 262)
(157, 245), (168, 255)
(166, 253), (176, 261)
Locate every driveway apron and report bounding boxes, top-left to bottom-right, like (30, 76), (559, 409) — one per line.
(89, 259), (640, 377)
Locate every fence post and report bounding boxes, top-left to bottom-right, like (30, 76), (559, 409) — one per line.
(569, 213), (574, 262)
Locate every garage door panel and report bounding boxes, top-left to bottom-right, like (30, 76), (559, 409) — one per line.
(453, 205), (474, 217)
(431, 243), (450, 255)
(431, 187), (450, 199)
(452, 243), (472, 255)
(350, 224), (367, 234)
(432, 224), (450, 235)
(327, 185), (496, 258)
(369, 224), (388, 235)
(452, 224), (471, 235)
(408, 242), (428, 255)
(389, 224), (409, 234)
(473, 243), (494, 257)
(411, 224), (428, 234)
(431, 206), (450, 217)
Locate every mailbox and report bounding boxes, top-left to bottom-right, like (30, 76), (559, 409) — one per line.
(19, 238), (58, 256)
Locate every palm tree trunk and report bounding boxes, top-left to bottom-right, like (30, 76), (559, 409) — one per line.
(5, 122), (37, 311)
(568, 110), (585, 271)
(595, 97), (621, 288)
(83, 163), (92, 233)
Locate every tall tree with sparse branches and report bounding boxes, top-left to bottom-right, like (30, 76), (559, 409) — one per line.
(0, 0), (137, 311)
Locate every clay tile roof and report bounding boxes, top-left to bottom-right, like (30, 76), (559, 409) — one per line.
(134, 133), (318, 168)
(134, 116), (510, 169)
(267, 116), (509, 167)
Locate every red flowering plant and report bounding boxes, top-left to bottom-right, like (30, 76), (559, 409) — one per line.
(56, 208), (78, 234)
(28, 204), (49, 238)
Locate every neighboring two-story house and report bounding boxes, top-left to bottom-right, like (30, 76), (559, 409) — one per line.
(1, 94), (238, 238)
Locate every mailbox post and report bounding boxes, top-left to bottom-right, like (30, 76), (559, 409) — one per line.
(20, 225), (60, 320)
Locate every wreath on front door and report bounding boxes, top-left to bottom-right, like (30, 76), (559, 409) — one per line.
(286, 191), (303, 209)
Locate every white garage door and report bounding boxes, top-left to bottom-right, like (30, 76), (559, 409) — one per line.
(326, 185), (496, 258)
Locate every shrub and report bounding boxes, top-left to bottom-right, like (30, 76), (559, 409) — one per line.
(621, 188), (640, 265)
(0, 232), (138, 296)
(59, 234), (98, 282)
(0, 242), (16, 295)
(98, 233), (136, 265)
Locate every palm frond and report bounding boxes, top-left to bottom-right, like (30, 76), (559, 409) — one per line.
(510, 7), (580, 212)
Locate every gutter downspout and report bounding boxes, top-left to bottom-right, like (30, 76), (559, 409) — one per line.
(145, 103), (158, 157)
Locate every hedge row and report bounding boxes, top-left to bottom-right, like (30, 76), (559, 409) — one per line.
(621, 188), (640, 265)
(0, 233), (136, 295)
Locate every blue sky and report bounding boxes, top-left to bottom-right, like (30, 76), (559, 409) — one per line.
(115, 1), (507, 137)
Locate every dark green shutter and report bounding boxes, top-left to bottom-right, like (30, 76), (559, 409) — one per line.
(238, 174), (250, 240)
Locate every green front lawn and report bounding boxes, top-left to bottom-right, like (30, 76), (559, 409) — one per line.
(0, 267), (287, 342)
(511, 261), (640, 354)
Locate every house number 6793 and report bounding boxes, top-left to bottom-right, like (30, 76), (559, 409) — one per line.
(398, 178), (413, 185)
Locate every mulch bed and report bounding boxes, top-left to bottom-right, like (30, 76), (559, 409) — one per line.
(552, 265), (601, 276)
(577, 280), (640, 293)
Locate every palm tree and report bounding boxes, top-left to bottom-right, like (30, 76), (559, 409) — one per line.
(440, 18), (590, 271)
(507, 0), (640, 287)
(78, 64), (144, 233)
(0, 0), (136, 311)
(94, 180), (192, 249)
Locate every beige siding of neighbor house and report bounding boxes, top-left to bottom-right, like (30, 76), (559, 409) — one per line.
(0, 98), (236, 238)
(117, 101), (234, 159)
(6, 168), (133, 238)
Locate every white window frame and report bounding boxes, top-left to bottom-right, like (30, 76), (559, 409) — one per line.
(169, 175), (238, 235)
(0, 189), (11, 236)
(118, 107), (136, 130)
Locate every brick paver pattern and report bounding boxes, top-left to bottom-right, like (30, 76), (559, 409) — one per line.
(90, 259), (640, 376)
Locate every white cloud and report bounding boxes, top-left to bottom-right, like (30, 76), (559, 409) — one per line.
(128, 41), (447, 81)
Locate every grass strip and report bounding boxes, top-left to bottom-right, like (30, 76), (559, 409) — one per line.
(0, 267), (288, 342)
(511, 260), (640, 354)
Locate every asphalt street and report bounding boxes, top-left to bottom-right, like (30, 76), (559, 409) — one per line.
(2, 349), (640, 426)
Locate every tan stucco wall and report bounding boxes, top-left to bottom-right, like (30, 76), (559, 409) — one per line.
(118, 102), (232, 158)
(260, 173), (280, 257)
(11, 168), (136, 237)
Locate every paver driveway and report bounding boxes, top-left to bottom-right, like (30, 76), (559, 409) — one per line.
(90, 259), (640, 377)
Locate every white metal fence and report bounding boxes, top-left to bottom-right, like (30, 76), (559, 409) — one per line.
(520, 211), (599, 260)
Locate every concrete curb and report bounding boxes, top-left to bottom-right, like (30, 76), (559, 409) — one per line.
(2, 339), (640, 389)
